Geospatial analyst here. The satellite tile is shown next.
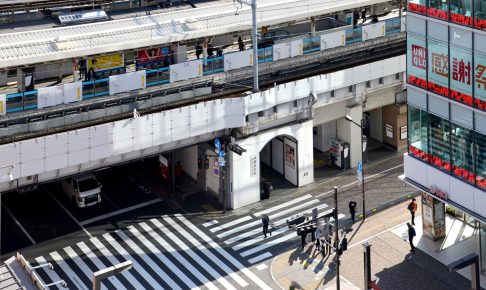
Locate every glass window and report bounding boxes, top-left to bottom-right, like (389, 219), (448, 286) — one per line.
(429, 0), (449, 20)
(428, 114), (451, 172)
(428, 38), (449, 98)
(451, 122), (475, 183)
(408, 0), (428, 15)
(474, 0), (486, 29)
(475, 131), (486, 189)
(450, 45), (473, 105)
(450, 0), (473, 25)
(475, 51), (486, 111)
(408, 106), (429, 161)
(407, 33), (428, 89)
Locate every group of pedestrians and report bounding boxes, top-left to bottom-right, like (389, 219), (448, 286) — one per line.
(260, 197), (420, 254)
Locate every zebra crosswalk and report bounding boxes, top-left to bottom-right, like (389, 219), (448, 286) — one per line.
(27, 194), (345, 290)
(204, 194), (346, 264)
(29, 214), (271, 290)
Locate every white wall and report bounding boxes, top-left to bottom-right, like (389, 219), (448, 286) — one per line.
(174, 145), (198, 181)
(369, 108), (383, 142)
(230, 120), (314, 209)
(336, 105), (362, 167)
(205, 148), (220, 195)
(313, 121), (336, 152)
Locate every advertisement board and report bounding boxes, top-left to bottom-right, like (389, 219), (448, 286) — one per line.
(428, 38), (449, 97)
(450, 45), (472, 105)
(407, 33), (427, 89)
(136, 47), (171, 69)
(87, 54), (124, 71)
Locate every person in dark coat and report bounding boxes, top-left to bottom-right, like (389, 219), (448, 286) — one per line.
(407, 222), (416, 252)
(349, 200), (357, 223)
(262, 214), (271, 238)
(300, 227), (307, 250)
(238, 36), (245, 51)
(195, 43), (202, 59)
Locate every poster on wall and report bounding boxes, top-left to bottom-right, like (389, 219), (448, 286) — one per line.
(0, 94), (5, 116)
(450, 45), (472, 105)
(214, 157), (219, 177)
(87, 54), (124, 72)
(386, 124), (394, 139)
(407, 33), (427, 89)
(428, 38), (449, 97)
(433, 199), (446, 239)
(250, 156), (257, 177)
(285, 143), (295, 169)
(137, 47), (171, 69)
(400, 125), (407, 140)
(422, 192), (435, 239)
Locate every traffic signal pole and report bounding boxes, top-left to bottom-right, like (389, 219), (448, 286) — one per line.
(334, 186), (340, 290)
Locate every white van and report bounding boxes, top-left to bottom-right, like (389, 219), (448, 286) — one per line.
(61, 173), (102, 208)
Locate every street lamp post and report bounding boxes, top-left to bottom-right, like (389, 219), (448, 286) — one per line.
(345, 115), (366, 220)
(92, 260), (133, 290)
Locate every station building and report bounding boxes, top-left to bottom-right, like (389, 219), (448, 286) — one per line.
(403, 0), (486, 272)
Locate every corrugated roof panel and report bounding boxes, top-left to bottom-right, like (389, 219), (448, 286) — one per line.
(0, 0), (390, 67)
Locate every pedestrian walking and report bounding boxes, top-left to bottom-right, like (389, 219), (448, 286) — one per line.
(361, 8), (367, 23)
(262, 214), (271, 238)
(408, 198), (418, 225)
(315, 227), (321, 251)
(238, 36), (245, 51)
(349, 200), (357, 223)
(216, 47), (223, 57)
(195, 43), (202, 59)
(407, 222), (416, 252)
(300, 227), (307, 250)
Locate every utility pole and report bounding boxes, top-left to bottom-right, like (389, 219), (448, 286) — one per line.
(334, 186), (340, 290)
(234, 0), (259, 92)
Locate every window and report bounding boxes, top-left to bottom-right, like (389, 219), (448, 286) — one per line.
(408, 0), (428, 14)
(429, 0), (449, 20)
(408, 106), (429, 161)
(428, 38), (449, 97)
(407, 33), (428, 89)
(450, 0), (473, 25)
(474, 0), (486, 29)
(428, 114), (451, 172)
(474, 131), (486, 189)
(475, 51), (486, 111)
(451, 122), (475, 183)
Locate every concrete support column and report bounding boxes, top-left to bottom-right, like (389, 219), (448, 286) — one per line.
(174, 45), (187, 63)
(311, 16), (317, 37)
(337, 105), (363, 167)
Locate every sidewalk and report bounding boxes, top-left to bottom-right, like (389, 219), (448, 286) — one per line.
(270, 200), (474, 290)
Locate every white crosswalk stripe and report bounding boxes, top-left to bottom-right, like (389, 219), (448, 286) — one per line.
(208, 196), (347, 264)
(28, 214), (271, 290)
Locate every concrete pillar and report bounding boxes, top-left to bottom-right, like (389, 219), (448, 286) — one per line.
(311, 17), (316, 37)
(336, 105), (363, 167)
(0, 70), (7, 87)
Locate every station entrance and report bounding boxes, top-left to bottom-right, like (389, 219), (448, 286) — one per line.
(259, 135), (299, 200)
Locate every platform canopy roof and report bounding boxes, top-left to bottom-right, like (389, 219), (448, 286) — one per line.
(0, 0), (389, 68)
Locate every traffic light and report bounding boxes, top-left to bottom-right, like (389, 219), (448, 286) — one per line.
(228, 143), (247, 156)
(204, 158), (209, 169)
(198, 158), (202, 169)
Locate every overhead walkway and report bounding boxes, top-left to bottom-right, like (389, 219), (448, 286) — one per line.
(0, 0), (393, 68)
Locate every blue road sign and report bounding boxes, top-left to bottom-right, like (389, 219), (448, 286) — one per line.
(214, 139), (221, 154)
(357, 161), (363, 182)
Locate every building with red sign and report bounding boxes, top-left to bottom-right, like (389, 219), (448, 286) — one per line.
(403, 0), (486, 272)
